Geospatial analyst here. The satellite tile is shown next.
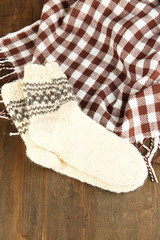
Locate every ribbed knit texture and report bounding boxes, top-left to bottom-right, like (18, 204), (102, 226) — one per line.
(23, 62), (148, 193)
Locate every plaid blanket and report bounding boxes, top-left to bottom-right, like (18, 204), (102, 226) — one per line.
(0, 0), (160, 181)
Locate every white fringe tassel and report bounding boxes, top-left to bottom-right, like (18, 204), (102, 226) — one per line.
(9, 132), (19, 136)
(0, 71), (15, 80)
(0, 59), (10, 63)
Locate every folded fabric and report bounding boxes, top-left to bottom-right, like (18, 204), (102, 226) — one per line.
(0, 0), (160, 181)
(1, 63), (148, 193)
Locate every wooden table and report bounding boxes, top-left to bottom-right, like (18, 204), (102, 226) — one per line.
(0, 1), (160, 239)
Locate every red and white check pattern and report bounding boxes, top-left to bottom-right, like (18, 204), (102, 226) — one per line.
(0, 21), (39, 85)
(33, 0), (160, 144)
(0, 0), (160, 145)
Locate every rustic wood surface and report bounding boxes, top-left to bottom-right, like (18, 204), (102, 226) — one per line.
(0, 1), (160, 239)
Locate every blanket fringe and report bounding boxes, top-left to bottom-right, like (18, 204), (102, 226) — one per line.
(0, 110), (11, 120)
(0, 71), (16, 81)
(136, 137), (160, 182)
(0, 50), (17, 122)
(147, 138), (159, 183)
(143, 138), (155, 182)
(9, 132), (19, 136)
(0, 48), (17, 88)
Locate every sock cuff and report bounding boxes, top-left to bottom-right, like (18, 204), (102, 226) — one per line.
(1, 79), (24, 105)
(2, 79), (30, 135)
(23, 62), (76, 119)
(24, 62), (66, 84)
(45, 62), (66, 79)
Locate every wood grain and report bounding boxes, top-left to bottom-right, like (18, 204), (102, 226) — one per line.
(0, 1), (160, 239)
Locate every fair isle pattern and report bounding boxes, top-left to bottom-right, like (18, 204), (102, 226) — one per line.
(6, 99), (29, 134)
(23, 77), (76, 117)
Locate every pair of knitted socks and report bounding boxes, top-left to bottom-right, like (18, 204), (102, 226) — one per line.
(1, 63), (148, 193)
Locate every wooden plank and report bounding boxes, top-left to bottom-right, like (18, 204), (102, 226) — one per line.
(0, 1), (160, 239)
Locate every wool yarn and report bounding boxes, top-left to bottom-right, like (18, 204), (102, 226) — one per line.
(22, 62), (148, 193)
(3, 79), (143, 193)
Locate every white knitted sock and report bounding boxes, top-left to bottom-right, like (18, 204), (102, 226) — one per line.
(23, 63), (148, 193)
(2, 79), (137, 192)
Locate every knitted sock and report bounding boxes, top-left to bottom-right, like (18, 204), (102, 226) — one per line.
(23, 63), (148, 193)
(2, 79), (136, 192)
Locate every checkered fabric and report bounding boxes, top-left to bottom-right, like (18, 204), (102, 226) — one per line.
(0, 0), (160, 180)
(0, 21), (39, 86)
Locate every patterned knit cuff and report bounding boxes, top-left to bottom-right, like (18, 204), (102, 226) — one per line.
(1, 79), (29, 135)
(1, 79), (24, 105)
(23, 62), (76, 118)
